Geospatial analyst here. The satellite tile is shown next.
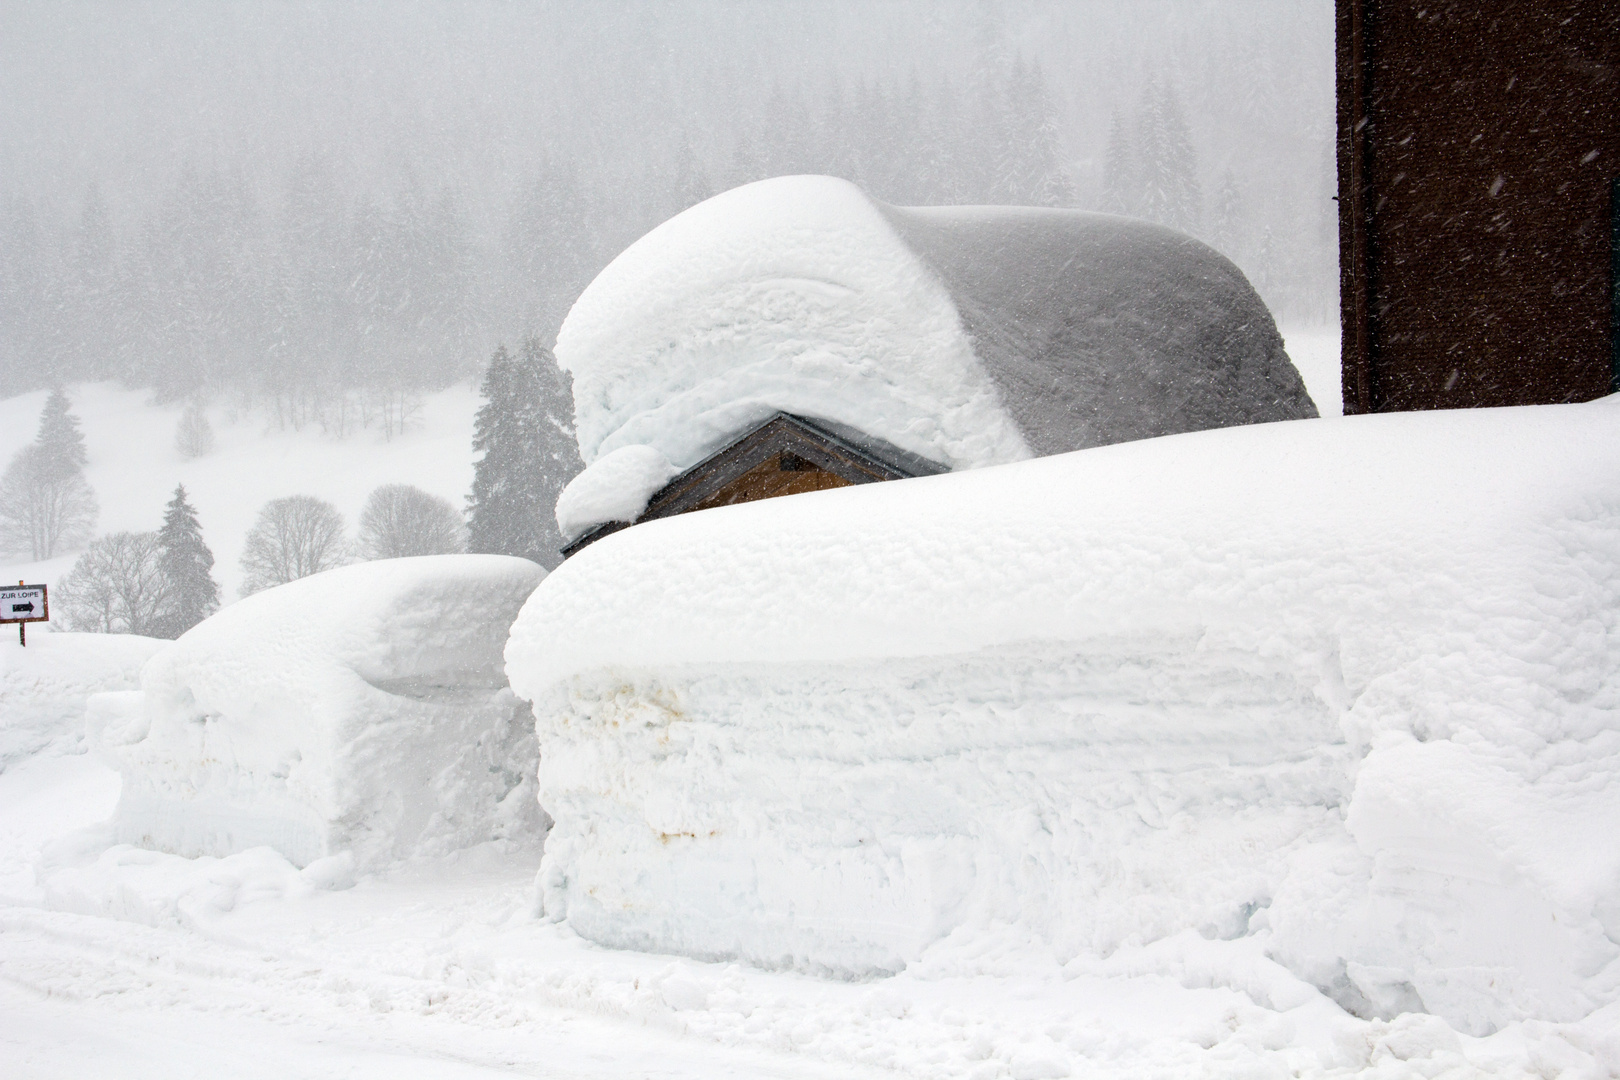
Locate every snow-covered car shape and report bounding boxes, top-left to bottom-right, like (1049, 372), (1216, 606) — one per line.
(93, 555), (548, 870)
(510, 398), (1620, 1033)
(554, 174), (1316, 551)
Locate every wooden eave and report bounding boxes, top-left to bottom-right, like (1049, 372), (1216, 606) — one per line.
(560, 413), (945, 558)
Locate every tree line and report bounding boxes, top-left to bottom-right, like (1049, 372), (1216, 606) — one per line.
(1, 44), (1334, 411)
(5, 341), (578, 637)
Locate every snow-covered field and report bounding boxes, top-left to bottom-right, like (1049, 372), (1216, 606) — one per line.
(0, 383), (481, 604)
(10, 336), (1620, 1078)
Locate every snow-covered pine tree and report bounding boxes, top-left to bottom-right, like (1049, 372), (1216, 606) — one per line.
(1011, 61), (1075, 208)
(672, 133), (714, 213)
(0, 387), (99, 560)
(1101, 110), (1136, 216)
(1134, 79), (1201, 234)
(35, 386), (89, 480)
(466, 339), (583, 569)
(1209, 170), (1244, 260)
(154, 483), (218, 638)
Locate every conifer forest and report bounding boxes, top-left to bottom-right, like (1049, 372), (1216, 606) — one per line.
(0, 2), (1335, 413)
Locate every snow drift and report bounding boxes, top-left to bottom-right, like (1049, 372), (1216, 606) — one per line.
(552, 175), (1315, 540)
(100, 555), (547, 870)
(0, 632), (167, 770)
(508, 402), (1620, 1034)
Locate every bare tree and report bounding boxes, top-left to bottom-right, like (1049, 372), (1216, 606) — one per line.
(0, 444), (98, 560)
(55, 531), (171, 635)
(175, 402), (216, 458)
(357, 484), (465, 560)
(239, 495), (348, 596)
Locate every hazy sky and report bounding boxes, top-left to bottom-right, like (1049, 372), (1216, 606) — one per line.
(2, 1), (1333, 226)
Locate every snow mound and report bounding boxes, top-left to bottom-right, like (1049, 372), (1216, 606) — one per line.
(507, 402), (1620, 1033)
(553, 175), (1314, 538)
(554, 444), (678, 542)
(0, 632), (168, 771)
(104, 555), (548, 870)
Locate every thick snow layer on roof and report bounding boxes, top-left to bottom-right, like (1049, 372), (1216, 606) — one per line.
(508, 401), (1620, 1033)
(0, 632), (167, 770)
(553, 175), (1314, 538)
(103, 555), (547, 870)
(557, 176), (1029, 481)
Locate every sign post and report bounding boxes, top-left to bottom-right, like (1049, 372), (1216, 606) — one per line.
(2, 582), (48, 646)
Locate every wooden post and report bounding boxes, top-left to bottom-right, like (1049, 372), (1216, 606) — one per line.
(1336, 0), (1375, 415)
(17, 580), (23, 647)
(1611, 177), (1619, 395)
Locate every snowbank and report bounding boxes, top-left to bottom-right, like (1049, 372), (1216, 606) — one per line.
(103, 555), (547, 870)
(508, 402), (1620, 1033)
(0, 632), (168, 770)
(553, 176), (1314, 539)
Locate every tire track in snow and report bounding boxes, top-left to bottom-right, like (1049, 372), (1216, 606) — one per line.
(0, 906), (888, 1079)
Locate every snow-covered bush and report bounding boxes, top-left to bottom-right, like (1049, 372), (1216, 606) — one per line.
(508, 400), (1620, 1034)
(357, 484), (465, 560)
(104, 555), (547, 870)
(238, 494), (348, 596)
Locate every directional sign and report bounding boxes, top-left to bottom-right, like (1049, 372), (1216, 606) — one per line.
(1, 585), (47, 625)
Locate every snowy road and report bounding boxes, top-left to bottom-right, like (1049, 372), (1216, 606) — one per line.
(0, 754), (1320, 1080)
(0, 756), (884, 1079)
(1, 912), (858, 1080)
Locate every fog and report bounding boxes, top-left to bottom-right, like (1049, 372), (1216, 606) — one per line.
(0, 1), (1334, 410)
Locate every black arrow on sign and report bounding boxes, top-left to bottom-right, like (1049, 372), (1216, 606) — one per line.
(11, 603), (33, 613)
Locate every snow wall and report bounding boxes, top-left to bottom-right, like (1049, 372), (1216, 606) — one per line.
(507, 402), (1620, 1035)
(100, 555), (548, 870)
(552, 175), (1315, 540)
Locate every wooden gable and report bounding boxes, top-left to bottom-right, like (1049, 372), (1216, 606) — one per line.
(561, 413), (945, 558)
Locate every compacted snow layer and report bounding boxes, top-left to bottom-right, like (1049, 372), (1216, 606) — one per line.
(101, 555), (547, 870)
(552, 176), (1315, 538)
(508, 402), (1620, 1036)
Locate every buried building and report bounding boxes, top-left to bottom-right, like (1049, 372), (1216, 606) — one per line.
(553, 175), (1317, 555)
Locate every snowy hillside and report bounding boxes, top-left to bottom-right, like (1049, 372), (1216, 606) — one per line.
(0, 383), (480, 604)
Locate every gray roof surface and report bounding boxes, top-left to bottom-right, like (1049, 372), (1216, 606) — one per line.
(878, 204), (1319, 457)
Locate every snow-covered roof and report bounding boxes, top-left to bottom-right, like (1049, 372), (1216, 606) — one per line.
(554, 175), (1316, 541)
